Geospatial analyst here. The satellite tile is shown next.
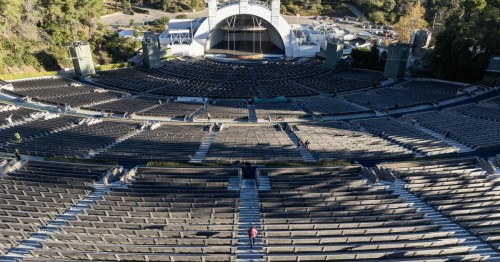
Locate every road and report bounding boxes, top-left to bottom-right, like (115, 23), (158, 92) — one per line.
(100, 5), (364, 35)
(100, 7), (208, 27)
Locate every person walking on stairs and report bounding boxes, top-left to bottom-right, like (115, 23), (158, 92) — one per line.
(248, 226), (258, 248)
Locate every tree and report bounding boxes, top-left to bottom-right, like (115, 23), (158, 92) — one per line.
(461, 0), (487, 21)
(394, 1), (428, 43)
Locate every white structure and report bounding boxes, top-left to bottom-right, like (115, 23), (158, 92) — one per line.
(160, 0), (319, 58)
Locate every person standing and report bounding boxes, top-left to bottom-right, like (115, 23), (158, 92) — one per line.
(14, 149), (21, 161)
(248, 226), (257, 248)
(14, 132), (22, 141)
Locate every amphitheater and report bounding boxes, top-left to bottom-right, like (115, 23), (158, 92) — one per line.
(0, 54), (499, 262)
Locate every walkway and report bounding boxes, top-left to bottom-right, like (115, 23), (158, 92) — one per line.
(284, 131), (317, 163)
(189, 131), (217, 163)
(236, 179), (263, 262)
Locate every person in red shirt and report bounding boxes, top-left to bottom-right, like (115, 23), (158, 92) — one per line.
(248, 226), (257, 248)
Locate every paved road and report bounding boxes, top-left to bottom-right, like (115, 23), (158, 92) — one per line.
(101, 7), (208, 27)
(100, 5), (364, 34)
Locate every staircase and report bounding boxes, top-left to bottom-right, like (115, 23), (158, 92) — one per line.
(414, 124), (474, 153)
(284, 131), (317, 163)
(248, 105), (257, 123)
(380, 179), (499, 260)
(236, 179), (263, 262)
(189, 132), (217, 163)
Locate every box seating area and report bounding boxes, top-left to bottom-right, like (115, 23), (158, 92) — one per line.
(297, 74), (377, 95)
(257, 80), (317, 98)
(94, 68), (175, 92)
(96, 124), (207, 162)
(150, 79), (219, 97)
(208, 69), (257, 98)
(344, 80), (466, 111)
(0, 161), (112, 256)
(254, 102), (308, 121)
(4, 121), (138, 158)
(26, 168), (239, 261)
(0, 115), (82, 145)
(260, 167), (481, 261)
(293, 97), (372, 117)
(197, 100), (248, 120)
(0, 104), (38, 126)
(137, 102), (203, 118)
(9, 78), (74, 90)
(383, 158), (500, 252)
(410, 110), (500, 149)
(293, 122), (413, 161)
(250, 59), (327, 81)
(39, 91), (124, 108)
(446, 101), (500, 122)
(205, 125), (302, 163)
(154, 59), (232, 81)
(83, 97), (161, 114)
(9, 78), (95, 99)
(355, 117), (460, 156)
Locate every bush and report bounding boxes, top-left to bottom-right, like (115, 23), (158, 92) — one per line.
(175, 14), (188, 19)
(96, 62), (132, 71)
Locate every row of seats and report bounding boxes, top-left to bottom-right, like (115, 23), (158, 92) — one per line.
(4, 120), (138, 158)
(0, 104), (39, 126)
(293, 122), (413, 161)
(25, 168), (239, 261)
(197, 100), (248, 120)
(137, 102), (203, 119)
(355, 117), (460, 156)
(409, 110), (500, 149)
(254, 102), (308, 121)
(96, 124), (207, 162)
(205, 125), (302, 163)
(0, 161), (113, 256)
(83, 97), (161, 115)
(382, 159), (500, 252)
(344, 80), (468, 111)
(260, 166), (484, 261)
(293, 97), (372, 117)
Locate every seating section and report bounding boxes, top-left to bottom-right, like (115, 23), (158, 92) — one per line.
(83, 97), (161, 115)
(6, 77), (124, 108)
(260, 167), (482, 261)
(344, 80), (468, 111)
(410, 110), (500, 149)
(26, 168), (239, 261)
(197, 100), (248, 120)
(137, 102), (203, 118)
(383, 159), (500, 252)
(4, 120), (138, 158)
(256, 80), (318, 98)
(96, 124), (207, 163)
(205, 125), (302, 163)
(0, 161), (112, 256)
(296, 70), (381, 94)
(40, 91), (124, 108)
(293, 122), (413, 161)
(446, 100), (500, 122)
(0, 104), (39, 126)
(254, 102), (308, 121)
(293, 97), (372, 117)
(355, 117), (460, 156)
(94, 68), (174, 92)
(0, 115), (82, 145)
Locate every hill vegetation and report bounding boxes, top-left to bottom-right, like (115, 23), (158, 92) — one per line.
(0, 0), (498, 82)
